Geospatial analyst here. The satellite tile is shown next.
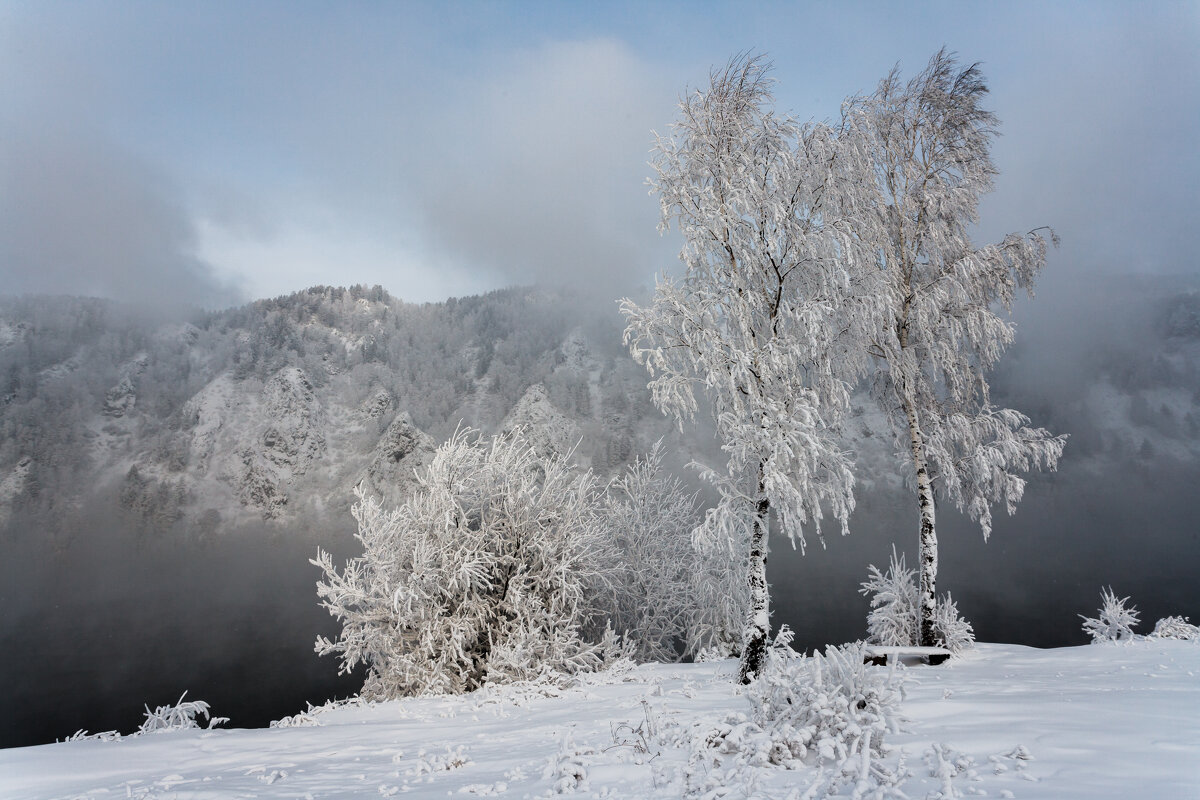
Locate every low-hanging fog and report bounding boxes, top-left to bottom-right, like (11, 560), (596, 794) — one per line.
(0, 504), (361, 749)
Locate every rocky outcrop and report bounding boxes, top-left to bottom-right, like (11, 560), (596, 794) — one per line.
(360, 387), (394, 420)
(0, 456), (31, 526)
(259, 367), (326, 476)
(103, 353), (149, 417)
(103, 376), (138, 417)
(501, 384), (581, 459)
(361, 412), (435, 502)
(181, 375), (237, 475)
(237, 450), (289, 520)
(226, 367), (327, 518)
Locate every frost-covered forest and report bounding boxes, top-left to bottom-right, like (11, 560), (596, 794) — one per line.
(2, 278), (1197, 547)
(0, 285), (676, 537)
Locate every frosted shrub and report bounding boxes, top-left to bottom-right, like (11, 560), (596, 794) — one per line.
(60, 692), (225, 742)
(593, 441), (742, 662)
(63, 729), (121, 742)
(544, 735), (594, 794)
(270, 696), (364, 729)
(748, 642), (902, 767)
(313, 427), (626, 699)
(315, 428), (731, 697)
(1080, 587), (1140, 643)
(932, 593), (976, 654)
(1148, 615), (1199, 641)
(860, 548), (975, 653)
(404, 745), (471, 777)
(700, 640), (906, 796)
(138, 692), (228, 733)
(860, 547), (918, 647)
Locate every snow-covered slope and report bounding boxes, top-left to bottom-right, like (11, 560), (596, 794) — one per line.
(2, 281), (1198, 540)
(3, 641), (1197, 799)
(0, 287), (674, 537)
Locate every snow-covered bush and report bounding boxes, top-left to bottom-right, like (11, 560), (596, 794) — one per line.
(1080, 587), (1140, 643)
(544, 735), (594, 794)
(932, 593), (976, 654)
(62, 728), (121, 742)
(860, 548), (975, 653)
(592, 441), (741, 662)
(138, 691), (228, 733)
(860, 548), (919, 648)
(315, 427), (739, 695)
(313, 427), (627, 699)
(1148, 615), (1199, 641)
(60, 691), (225, 742)
(698, 639), (906, 795)
(270, 696), (366, 729)
(404, 745), (471, 777)
(746, 641), (902, 767)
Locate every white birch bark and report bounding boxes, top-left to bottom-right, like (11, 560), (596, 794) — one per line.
(902, 387), (939, 646)
(738, 465), (771, 682)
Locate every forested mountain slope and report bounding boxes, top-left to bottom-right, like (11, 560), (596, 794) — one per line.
(0, 286), (678, 542)
(1, 278), (1198, 747)
(2, 278), (1198, 548)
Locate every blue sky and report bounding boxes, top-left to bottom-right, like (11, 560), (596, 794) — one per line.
(1, 1), (1196, 308)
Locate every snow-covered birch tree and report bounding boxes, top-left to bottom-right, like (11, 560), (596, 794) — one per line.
(621, 55), (882, 682)
(846, 50), (1066, 646)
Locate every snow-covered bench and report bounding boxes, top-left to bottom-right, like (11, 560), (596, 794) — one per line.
(864, 645), (952, 666)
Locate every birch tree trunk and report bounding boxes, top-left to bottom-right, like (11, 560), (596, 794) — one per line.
(738, 462), (771, 683)
(900, 384), (938, 647)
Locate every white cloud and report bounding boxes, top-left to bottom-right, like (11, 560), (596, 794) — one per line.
(401, 38), (679, 294)
(0, 120), (242, 310)
(190, 38), (681, 302)
(195, 217), (497, 304)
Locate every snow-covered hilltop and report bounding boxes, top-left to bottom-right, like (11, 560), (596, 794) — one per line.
(0, 286), (678, 539)
(3, 640), (1197, 799)
(2, 281), (1197, 544)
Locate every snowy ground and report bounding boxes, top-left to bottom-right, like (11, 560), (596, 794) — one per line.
(2, 641), (1197, 799)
